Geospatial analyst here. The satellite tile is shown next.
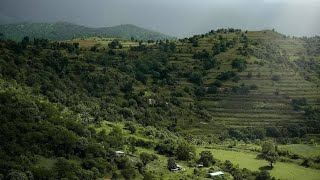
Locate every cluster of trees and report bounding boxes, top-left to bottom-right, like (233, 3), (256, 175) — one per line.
(231, 83), (257, 95)
(130, 41), (148, 51)
(0, 90), (133, 179)
(193, 49), (219, 70)
(187, 35), (201, 47)
(302, 36), (320, 56)
(158, 40), (176, 52)
(3, 36), (83, 55)
(108, 40), (123, 49)
(221, 160), (274, 180)
(305, 107), (320, 134)
(212, 38), (237, 55)
(227, 124), (308, 141)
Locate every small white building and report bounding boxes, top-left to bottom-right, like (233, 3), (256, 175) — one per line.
(208, 171), (224, 178)
(115, 151), (125, 157)
(197, 164), (204, 168)
(170, 164), (183, 171)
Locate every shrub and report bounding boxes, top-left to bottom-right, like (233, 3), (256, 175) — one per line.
(271, 75), (281, 81)
(232, 58), (247, 72)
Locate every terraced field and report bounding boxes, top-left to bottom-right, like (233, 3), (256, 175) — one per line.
(169, 31), (320, 131)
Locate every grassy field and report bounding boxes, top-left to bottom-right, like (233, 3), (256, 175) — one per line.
(279, 144), (320, 158)
(94, 121), (320, 180)
(198, 147), (320, 180)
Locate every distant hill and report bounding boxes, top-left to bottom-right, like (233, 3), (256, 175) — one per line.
(0, 22), (174, 41)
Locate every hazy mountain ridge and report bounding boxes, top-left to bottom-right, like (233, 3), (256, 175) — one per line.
(0, 22), (174, 41)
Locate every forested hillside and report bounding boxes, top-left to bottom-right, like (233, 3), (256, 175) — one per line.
(0, 22), (173, 41)
(0, 29), (320, 179)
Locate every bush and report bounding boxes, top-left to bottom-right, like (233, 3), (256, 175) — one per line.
(140, 152), (157, 165)
(124, 122), (136, 134)
(189, 72), (203, 85)
(217, 71), (237, 81)
(271, 75), (281, 81)
(232, 58), (247, 72)
(194, 86), (206, 97)
(198, 151), (215, 167)
(175, 142), (195, 161)
(291, 98), (307, 111)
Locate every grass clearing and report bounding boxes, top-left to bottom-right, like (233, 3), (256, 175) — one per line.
(279, 144), (320, 158)
(198, 147), (320, 180)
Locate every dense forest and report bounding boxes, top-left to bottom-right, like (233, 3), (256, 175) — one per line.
(0, 29), (320, 179)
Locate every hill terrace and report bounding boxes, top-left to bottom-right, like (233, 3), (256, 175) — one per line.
(0, 24), (319, 180)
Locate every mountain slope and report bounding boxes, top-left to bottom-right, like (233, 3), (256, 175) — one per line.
(0, 22), (174, 41)
(0, 28), (320, 179)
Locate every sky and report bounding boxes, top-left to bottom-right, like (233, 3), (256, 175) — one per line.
(0, 0), (319, 37)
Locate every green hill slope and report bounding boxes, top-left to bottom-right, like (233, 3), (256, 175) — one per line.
(0, 22), (174, 41)
(0, 28), (320, 179)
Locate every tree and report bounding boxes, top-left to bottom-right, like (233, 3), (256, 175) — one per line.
(108, 40), (122, 49)
(232, 58), (247, 72)
(199, 151), (215, 167)
(155, 139), (176, 156)
(6, 171), (28, 180)
(261, 141), (279, 168)
(21, 36), (30, 49)
(124, 122), (136, 134)
(256, 170), (272, 180)
(194, 85), (206, 97)
(169, 42), (176, 52)
(175, 142), (195, 161)
(121, 167), (136, 180)
(140, 152), (157, 165)
(192, 40), (199, 47)
(189, 72), (203, 85)
(167, 157), (176, 170)
(143, 172), (156, 180)
(106, 127), (125, 149)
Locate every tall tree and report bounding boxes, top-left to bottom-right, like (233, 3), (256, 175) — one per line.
(261, 141), (279, 168)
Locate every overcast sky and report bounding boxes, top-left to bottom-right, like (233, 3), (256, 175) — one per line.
(0, 0), (319, 37)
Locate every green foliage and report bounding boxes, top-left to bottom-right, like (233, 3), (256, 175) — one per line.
(159, 41), (176, 52)
(232, 58), (247, 72)
(167, 157), (176, 170)
(189, 72), (203, 85)
(124, 122), (136, 134)
(0, 26), (320, 180)
(305, 107), (320, 134)
(175, 142), (195, 161)
(256, 170), (272, 180)
(217, 71), (237, 81)
(108, 40), (122, 49)
(291, 98), (307, 111)
(261, 141), (279, 168)
(198, 151), (215, 167)
(271, 74), (281, 81)
(155, 139), (177, 156)
(140, 153), (157, 165)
